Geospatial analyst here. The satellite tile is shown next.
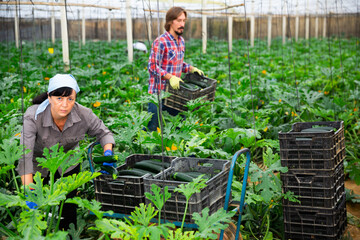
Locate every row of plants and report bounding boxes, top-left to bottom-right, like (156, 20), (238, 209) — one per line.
(0, 36), (359, 239)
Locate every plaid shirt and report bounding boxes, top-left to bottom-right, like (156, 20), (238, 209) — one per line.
(148, 31), (191, 94)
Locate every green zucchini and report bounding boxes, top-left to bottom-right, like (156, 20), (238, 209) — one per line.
(134, 161), (163, 173)
(93, 155), (117, 164)
(185, 171), (210, 179)
(301, 127), (336, 133)
(185, 78), (208, 88)
(182, 82), (200, 90)
(140, 160), (170, 168)
(100, 165), (118, 175)
(118, 168), (153, 177)
(171, 172), (194, 182)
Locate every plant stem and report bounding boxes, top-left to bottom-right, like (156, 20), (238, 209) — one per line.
(50, 172), (55, 195)
(0, 222), (17, 237)
(248, 223), (260, 240)
(263, 215), (270, 239)
(55, 200), (65, 232)
(180, 200), (189, 232)
(46, 206), (56, 235)
(11, 168), (20, 193)
(158, 210), (161, 226)
(5, 208), (17, 229)
(45, 172), (55, 223)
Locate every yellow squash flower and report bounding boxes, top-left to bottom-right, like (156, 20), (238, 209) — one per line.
(48, 48), (54, 54)
(171, 144), (177, 151)
(93, 101), (101, 108)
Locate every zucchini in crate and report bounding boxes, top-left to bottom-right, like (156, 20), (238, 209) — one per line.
(118, 168), (154, 177)
(186, 171), (210, 179)
(184, 78), (208, 88)
(140, 160), (171, 168)
(134, 161), (164, 173)
(100, 165), (118, 175)
(181, 82), (200, 90)
(93, 155), (117, 164)
(171, 172), (194, 182)
(171, 172), (209, 182)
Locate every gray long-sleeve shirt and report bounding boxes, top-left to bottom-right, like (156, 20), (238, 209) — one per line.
(17, 102), (115, 177)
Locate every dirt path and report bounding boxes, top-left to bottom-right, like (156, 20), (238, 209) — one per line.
(344, 179), (360, 240)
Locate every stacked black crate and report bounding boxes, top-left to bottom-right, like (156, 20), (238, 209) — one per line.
(279, 121), (346, 240)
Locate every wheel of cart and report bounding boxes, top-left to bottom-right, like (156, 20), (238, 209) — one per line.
(219, 148), (251, 240)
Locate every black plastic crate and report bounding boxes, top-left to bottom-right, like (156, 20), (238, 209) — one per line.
(283, 194), (346, 226)
(279, 121), (344, 150)
(94, 154), (176, 215)
(281, 162), (344, 189)
(284, 221), (346, 240)
(284, 219), (347, 240)
(284, 207), (346, 239)
(283, 184), (345, 208)
(279, 121), (345, 170)
(164, 73), (217, 112)
(144, 157), (230, 224)
(281, 148), (345, 170)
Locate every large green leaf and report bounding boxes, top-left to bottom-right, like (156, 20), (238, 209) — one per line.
(0, 138), (30, 166)
(66, 197), (112, 220)
(17, 210), (47, 236)
(193, 208), (235, 239)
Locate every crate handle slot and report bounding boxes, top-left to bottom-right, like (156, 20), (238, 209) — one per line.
(108, 180), (125, 190)
(295, 137), (313, 141)
(296, 210), (318, 222)
(294, 173), (316, 184)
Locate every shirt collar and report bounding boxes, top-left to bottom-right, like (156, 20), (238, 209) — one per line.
(42, 103), (81, 131)
(165, 31), (183, 43)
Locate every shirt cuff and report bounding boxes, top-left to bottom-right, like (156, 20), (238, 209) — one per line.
(160, 69), (168, 78)
(183, 63), (191, 73)
(99, 135), (115, 148)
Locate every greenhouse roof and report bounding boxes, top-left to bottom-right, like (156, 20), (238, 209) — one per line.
(0, 0), (358, 20)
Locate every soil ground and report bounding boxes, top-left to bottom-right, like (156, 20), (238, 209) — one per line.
(344, 179), (360, 240)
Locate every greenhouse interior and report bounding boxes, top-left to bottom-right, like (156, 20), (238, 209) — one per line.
(0, 0), (359, 239)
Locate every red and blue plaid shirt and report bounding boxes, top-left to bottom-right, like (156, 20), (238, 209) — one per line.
(148, 31), (191, 94)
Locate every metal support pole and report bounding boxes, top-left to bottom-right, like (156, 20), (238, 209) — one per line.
(126, 0), (133, 62)
(60, 0), (70, 71)
(51, 6), (55, 44)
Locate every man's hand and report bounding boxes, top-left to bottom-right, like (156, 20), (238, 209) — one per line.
(169, 76), (183, 90)
(191, 67), (204, 76)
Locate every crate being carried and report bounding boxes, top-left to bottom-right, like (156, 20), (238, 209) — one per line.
(144, 157), (230, 224)
(164, 73), (217, 112)
(94, 154), (176, 215)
